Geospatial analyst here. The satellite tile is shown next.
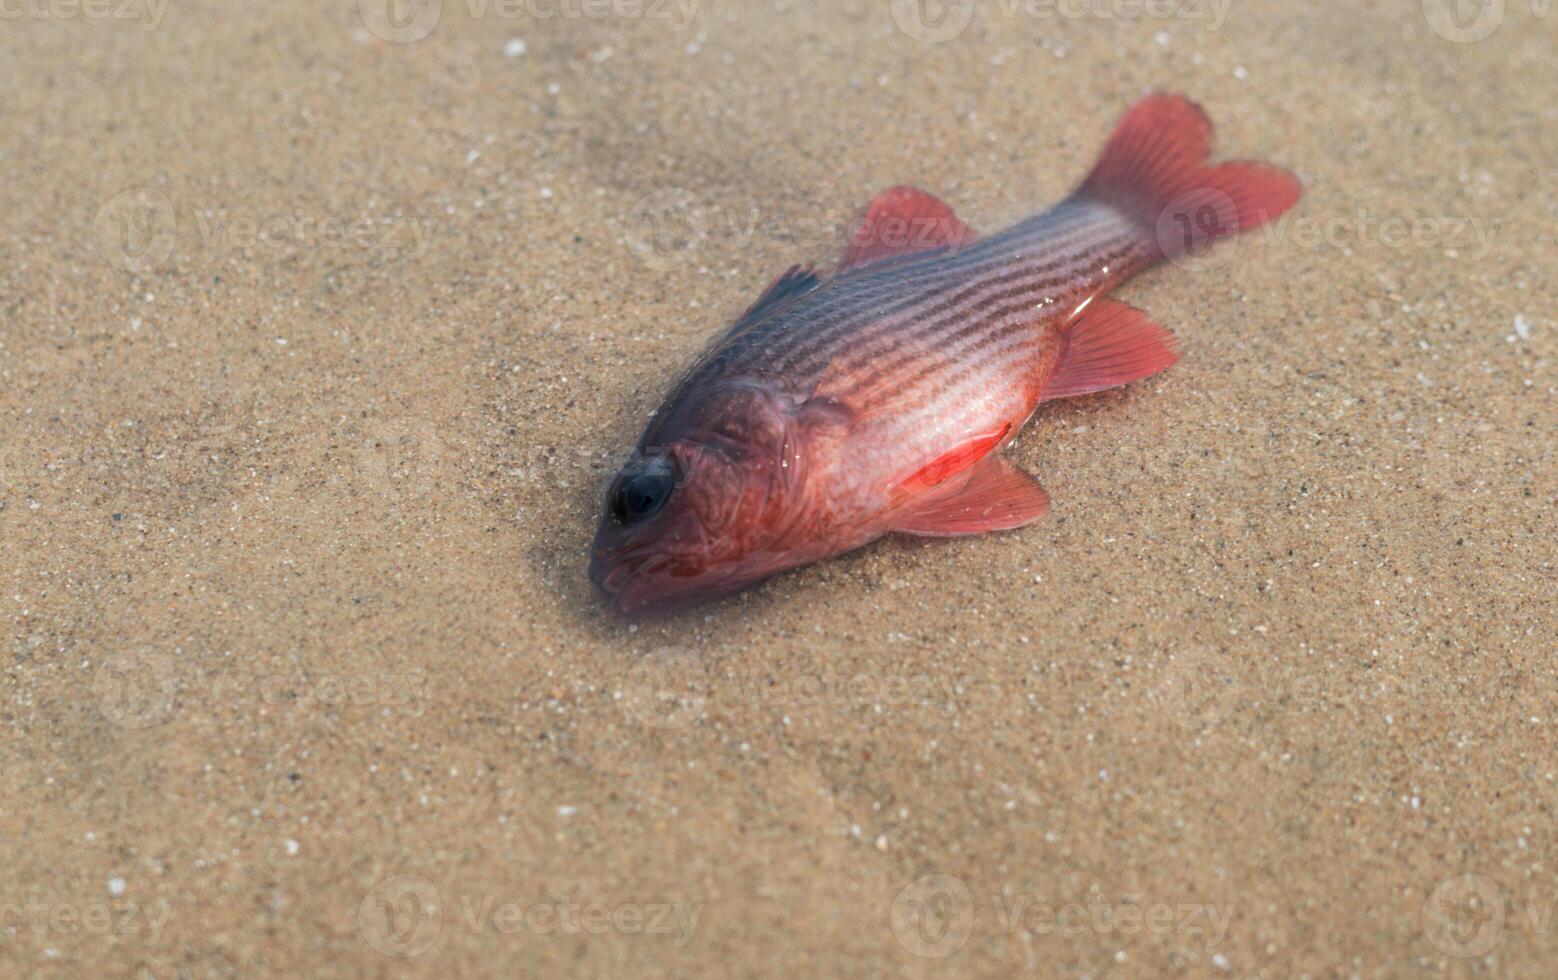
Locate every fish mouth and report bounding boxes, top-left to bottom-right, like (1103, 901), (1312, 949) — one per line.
(591, 546), (739, 617)
(589, 546), (679, 615)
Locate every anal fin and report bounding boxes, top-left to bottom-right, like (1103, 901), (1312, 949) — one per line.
(1042, 298), (1179, 401)
(893, 455), (1050, 538)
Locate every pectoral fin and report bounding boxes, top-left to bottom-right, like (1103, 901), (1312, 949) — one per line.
(893, 455), (1050, 538)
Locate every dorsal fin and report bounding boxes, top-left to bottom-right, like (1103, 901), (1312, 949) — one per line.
(734, 264), (823, 330)
(838, 186), (977, 274)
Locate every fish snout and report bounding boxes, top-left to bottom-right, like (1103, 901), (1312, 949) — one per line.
(589, 535), (672, 610)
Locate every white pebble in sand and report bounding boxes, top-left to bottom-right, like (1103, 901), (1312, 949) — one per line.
(1513, 314), (1531, 340)
(108, 877), (126, 896)
(504, 38), (528, 59)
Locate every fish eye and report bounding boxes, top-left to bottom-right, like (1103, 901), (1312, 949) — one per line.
(610, 454), (677, 525)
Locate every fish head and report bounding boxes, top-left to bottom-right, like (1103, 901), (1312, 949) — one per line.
(589, 380), (841, 615)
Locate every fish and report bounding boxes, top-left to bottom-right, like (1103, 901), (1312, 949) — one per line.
(589, 93), (1301, 615)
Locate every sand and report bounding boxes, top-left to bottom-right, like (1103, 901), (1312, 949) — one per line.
(0, 0), (1553, 975)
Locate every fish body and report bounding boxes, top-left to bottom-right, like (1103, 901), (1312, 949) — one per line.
(591, 94), (1301, 614)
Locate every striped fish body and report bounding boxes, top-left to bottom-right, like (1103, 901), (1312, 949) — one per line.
(741, 196), (1154, 539)
(590, 94), (1301, 615)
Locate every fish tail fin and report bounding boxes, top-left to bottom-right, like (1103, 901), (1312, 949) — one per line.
(1074, 93), (1301, 261)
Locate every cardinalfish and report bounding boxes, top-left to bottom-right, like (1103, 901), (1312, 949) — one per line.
(590, 93), (1301, 614)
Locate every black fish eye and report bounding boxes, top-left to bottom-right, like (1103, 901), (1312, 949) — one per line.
(610, 455), (677, 525)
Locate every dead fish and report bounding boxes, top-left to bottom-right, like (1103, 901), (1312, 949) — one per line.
(590, 93), (1301, 614)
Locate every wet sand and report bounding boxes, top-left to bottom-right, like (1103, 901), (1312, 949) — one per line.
(1, 0), (1554, 975)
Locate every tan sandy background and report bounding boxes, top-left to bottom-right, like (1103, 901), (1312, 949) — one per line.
(1, 0), (1554, 975)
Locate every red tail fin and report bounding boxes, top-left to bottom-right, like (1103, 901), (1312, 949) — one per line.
(1077, 93), (1301, 260)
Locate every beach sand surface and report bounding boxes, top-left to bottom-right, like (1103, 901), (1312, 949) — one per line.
(0, 0), (1553, 975)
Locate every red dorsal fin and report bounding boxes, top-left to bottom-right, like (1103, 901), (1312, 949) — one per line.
(839, 186), (977, 274)
(1075, 93), (1301, 259)
(1041, 299), (1179, 401)
(893, 455), (1050, 538)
